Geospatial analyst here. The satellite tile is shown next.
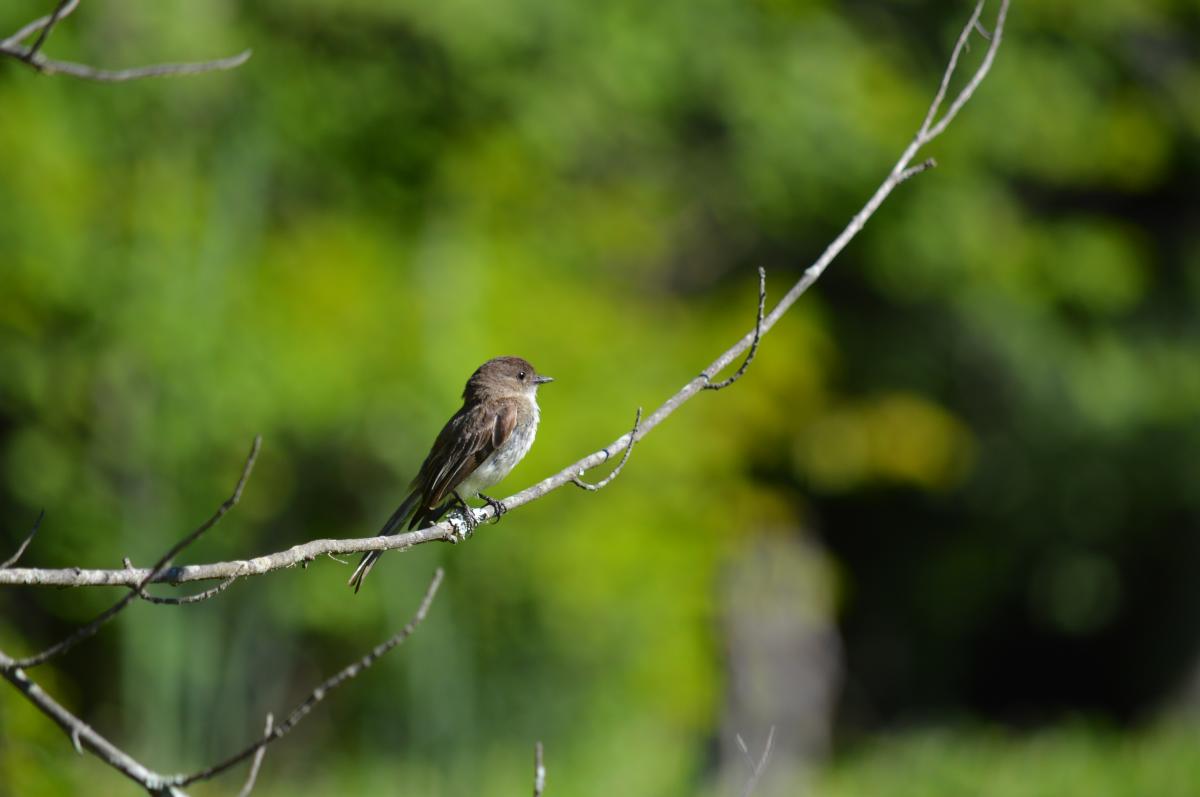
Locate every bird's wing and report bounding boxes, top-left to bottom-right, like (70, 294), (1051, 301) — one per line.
(419, 400), (518, 509)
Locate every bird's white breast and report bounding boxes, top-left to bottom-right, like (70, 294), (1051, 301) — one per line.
(459, 399), (539, 496)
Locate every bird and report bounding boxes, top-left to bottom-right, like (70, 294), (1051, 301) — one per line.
(348, 356), (553, 591)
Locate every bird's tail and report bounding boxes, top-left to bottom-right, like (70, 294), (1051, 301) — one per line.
(348, 491), (420, 593)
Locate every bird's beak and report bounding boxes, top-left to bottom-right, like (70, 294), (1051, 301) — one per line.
(534, 375), (555, 385)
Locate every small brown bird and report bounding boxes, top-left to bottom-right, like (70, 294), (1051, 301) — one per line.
(349, 356), (553, 591)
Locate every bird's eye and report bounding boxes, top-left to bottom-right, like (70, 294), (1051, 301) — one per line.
(518, 371), (527, 380)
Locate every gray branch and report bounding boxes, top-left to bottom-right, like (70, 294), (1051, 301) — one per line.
(2, 437), (260, 668)
(0, 569), (442, 795)
(1, 1), (251, 81)
(533, 741), (546, 797)
(166, 569), (444, 789)
(2, 510), (43, 569)
(0, 649), (187, 796)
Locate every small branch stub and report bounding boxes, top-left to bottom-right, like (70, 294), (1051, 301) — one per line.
(533, 741), (546, 797)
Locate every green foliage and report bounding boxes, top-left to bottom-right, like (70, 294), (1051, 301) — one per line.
(1, 0), (1198, 794)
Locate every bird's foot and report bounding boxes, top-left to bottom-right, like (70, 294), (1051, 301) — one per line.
(446, 494), (481, 543)
(478, 493), (507, 524)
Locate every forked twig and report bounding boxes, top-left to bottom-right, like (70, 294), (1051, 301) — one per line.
(3, 437), (260, 670)
(704, 267), (767, 391)
(736, 726), (776, 797)
(167, 568), (444, 789)
(572, 408), (643, 491)
(1, 2), (251, 81)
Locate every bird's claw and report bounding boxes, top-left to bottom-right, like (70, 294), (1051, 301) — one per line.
(478, 493), (507, 524)
(447, 506), (481, 543)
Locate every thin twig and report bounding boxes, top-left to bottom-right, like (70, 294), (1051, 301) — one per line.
(533, 741), (546, 797)
(704, 267), (767, 391)
(0, 1), (1009, 592)
(2, 0), (79, 48)
(121, 557), (239, 605)
(139, 577), (239, 605)
(3, 437), (260, 669)
(1, 1), (251, 81)
(23, 0), (73, 60)
(167, 568), (444, 788)
(0, 649), (179, 794)
(737, 726), (775, 797)
(236, 713), (274, 797)
(2, 510), (44, 569)
(571, 408), (642, 491)
(0, 46), (253, 81)
(924, 1), (1009, 142)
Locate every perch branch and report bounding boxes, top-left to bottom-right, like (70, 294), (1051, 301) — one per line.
(0, 0), (1009, 590)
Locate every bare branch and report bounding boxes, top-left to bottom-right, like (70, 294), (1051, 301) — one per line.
(167, 568), (444, 789)
(24, 0), (74, 60)
(2, 437), (260, 669)
(2, 0), (79, 48)
(533, 741), (546, 797)
(703, 267), (766, 391)
(0, 649), (182, 795)
(139, 578), (239, 606)
(0, 45), (253, 81)
(571, 408), (642, 491)
(1, 2), (251, 81)
(737, 726), (776, 797)
(925, 0), (1009, 141)
(897, 157), (938, 185)
(0, 1), (1009, 591)
(236, 713), (274, 797)
(2, 509), (44, 569)
(0, 565), (440, 796)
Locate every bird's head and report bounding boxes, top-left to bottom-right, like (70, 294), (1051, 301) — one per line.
(464, 356), (553, 401)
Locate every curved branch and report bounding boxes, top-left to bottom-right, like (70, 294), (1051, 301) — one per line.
(0, 0), (1009, 591)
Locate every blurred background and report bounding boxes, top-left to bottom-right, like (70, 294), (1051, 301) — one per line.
(2, 0), (1199, 794)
